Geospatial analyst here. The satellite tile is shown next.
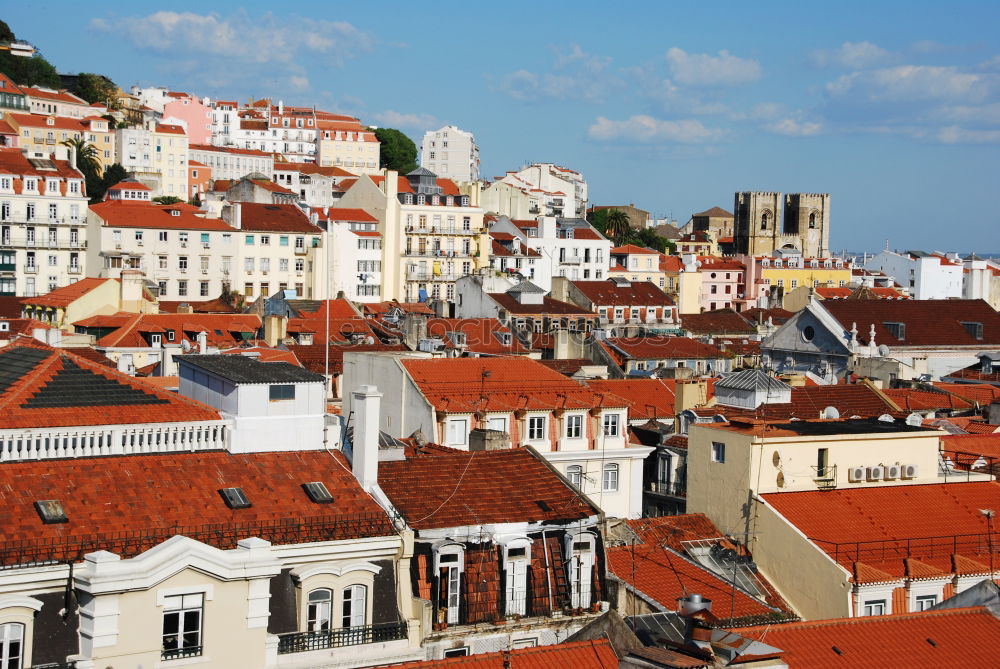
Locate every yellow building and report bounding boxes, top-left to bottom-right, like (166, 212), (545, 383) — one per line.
(742, 254), (852, 306)
(609, 244), (664, 285)
(314, 116), (380, 175)
(6, 112), (116, 170)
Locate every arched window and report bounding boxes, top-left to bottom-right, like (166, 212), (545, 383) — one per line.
(760, 212), (769, 230)
(341, 584), (367, 628)
(0, 623), (23, 669)
(602, 463), (619, 491)
(307, 589), (332, 632)
(567, 465), (583, 487)
(809, 213), (816, 228)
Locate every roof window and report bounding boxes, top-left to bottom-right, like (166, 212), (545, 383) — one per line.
(883, 322), (905, 340)
(219, 487), (251, 509)
(35, 499), (68, 524)
(302, 481), (333, 504)
(961, 321), (984, 340)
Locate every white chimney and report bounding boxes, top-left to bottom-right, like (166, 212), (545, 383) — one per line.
(351, 385), (382, 491)
(197, 331), (207, 354)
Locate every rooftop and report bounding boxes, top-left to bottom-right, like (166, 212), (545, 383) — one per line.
(179, 354), (324, 384)
(822, 299), (1000, 347)
(681, 310), (756, 336)
(378, 446), (598, 529)
(386, 639), (618, 668)
(20, 277), (114, 308)
(572, 280), (675, 307)
(606, 336), (729, 361)
(236, 203), (319, 233)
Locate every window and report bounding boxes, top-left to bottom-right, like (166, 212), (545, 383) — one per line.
(269, 385), (295, 401)
(711, 442), (726, 463)
(307, 589), (333, 631)
(444, 648), (469, 658)
(566, 465), (583, 487)
(527, 416), (545, 440)
(863, 599), (886, 616)
(260, 235), (270, 246)
(245, 234), (254, 245)
(568, 534), (595, 608)
(177, 280), (187, 297)
(0, 623), (23, 669)
(162, 593), (203, 659)
(602, 413), (620, 437)
(280, 235), (289, 246)
(486, 416), (508, 432)
(602, 463), (619, 491)
(504, 542), (530, 616)
(295, 259), (304, 272)
(159, 230), (168, 242)
(566, 414), (583, 439)
(199, 281), (209, 297)
(437, 547), (463, 624)
(916, 595), (937, 611)
(446, 418), (468, 446)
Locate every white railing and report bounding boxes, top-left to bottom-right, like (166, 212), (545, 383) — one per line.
(0, 421), (231, 462)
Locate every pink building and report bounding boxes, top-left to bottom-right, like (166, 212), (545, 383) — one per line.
(188, 160), (212, 199)
(697, 256), (746, 312)
(163, 92), (212, 145)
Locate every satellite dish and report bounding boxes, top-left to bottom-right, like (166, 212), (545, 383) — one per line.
(181, 339), (191, 352)
(772, 450), (781, 467)
(776, 472), (785, 488)
(906, 412), (923, 426)
(878, 413), (895, 423)
(878, 344), (890, 357)
(822, 406), (840, 419)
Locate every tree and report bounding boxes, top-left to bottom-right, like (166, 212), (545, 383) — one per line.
(152, 196), (183, 205)
(373, 127), (417, 173)
(604, 210), (632, 246)
(61, 136), (101, 175)
(72, 72), (118, 107)
(88, 163), (128, 203)
(0, 20), (15, 42)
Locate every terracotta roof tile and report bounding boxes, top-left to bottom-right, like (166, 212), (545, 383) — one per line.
(236, 203), (319, 233)
(822, 299), (1000, 347)
(91, 200), (235, 231)
(487, 293), (595, 317)
(719, 384), (897, 421)
(572, 280), (675, 307)
(735, 607), (1000, 668)
(693, 206), (734, 218)
(882, 388), (973, 411)
(20, 278), (114, 308)
(388, 639), (619, 669)
(606, 336), (729, 361)
(585, 379), (676, 420)
(681, 310), (756, 336)
(379, 448), (598, 529)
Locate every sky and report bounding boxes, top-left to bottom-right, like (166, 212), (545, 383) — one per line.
(5, 1), (1000, 252)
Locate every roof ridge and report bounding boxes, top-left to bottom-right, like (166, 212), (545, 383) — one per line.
(0, 343), (60, 412)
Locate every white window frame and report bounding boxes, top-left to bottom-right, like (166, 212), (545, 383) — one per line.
(863, 599), (886, 616)
(445, 418), (469, 446)
(566, 533), (596, 609)
(486, 415), (508, 432)
(0, 623), (24, 669)
(566, 464), (583, 488)
(307, 588), (333, 632)
(502, 539), (531, 617)
(602, 463), (619, 492)
(161, 593), (204, 657)
(565, 414), (583, 439)
(602, 413), (620, 437)
(341, 584), (367, 628)
(711, 441), (726, 463)
(527, 416), (545, 441)
(435, 544), (464, 625)
(915, 594), (937, 611)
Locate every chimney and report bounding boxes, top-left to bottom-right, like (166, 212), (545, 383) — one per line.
(674, 379), (706, 414)
(550, 276), (571, 303)
(554, 328), (582, 359)
(231, 202), (242, 230)
(119, 270), (145, 312)
(351, 385), (382, 491)
(277, 100), (284, 115)
(196, 331), (207, 354)
(678, 594), (715, 651)
(263, 314), (287, 347)
(177, 302), (194, 314)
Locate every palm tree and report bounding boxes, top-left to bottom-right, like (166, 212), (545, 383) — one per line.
(605, 210), (632, 246)
(60, 136), (101, 177)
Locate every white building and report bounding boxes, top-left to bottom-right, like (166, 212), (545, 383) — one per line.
(419, 125), (479, 183)
(0, 148), (88, 297)
(863, 250), (963, 300)
(87, 182), (240, 300)
(313, 207), (383, 302)
(115, 122), (189, 198)
(188, 144), (274, 183)
(499, 163), (588, 218)
(488, 216), (610, 291)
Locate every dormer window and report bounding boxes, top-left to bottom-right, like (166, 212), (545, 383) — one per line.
(404, 193), (413, 205)
(883, 322), (905, 340)
(961, 321), (984, 340)
(417, 194), (426, 205)
(460, 196), (469, 206)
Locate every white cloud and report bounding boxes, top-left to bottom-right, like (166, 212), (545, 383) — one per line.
(587, 115), (725, 143)
(936, 125), (1000, 144)
(826, 65), (994, 103)
(665, 48), (760, 86)
(767, 118), (823, 136)
(90, 11), (372, 76)
(498, 44), (621, 103)
(934, 102), (1000, 124)
(373, 110), (441, 130)
(810, 41), (890, 69)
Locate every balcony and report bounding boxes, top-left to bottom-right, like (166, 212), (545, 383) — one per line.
(811, 464), (837, 490)
(68, 266), (81, 274)
(647, 481), (686, 497)
(24, 265), (37, 274)
(277, 622), (407, 655)
(560, 257), (582, 265)
(0, 263), (14, 273)
(162, 645), (202, 661)
(294, 247), (308, 255)
(407, 270), (458, 282)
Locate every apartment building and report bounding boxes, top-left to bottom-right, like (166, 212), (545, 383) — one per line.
(609, 244), (664, 285)
(272, 161), (354, 207)
(115, 122), (189, 198)
(20, 85), (90, 118)
(6, 112), (116, 169)
(314, 114), (380, 174)
(499, 163), (588, 218)
(344, 354), (652, 519)
(0, 148), (88, 296)
(864, 249), (963, 299)
(313, 207), (382, 302)
(87, 181), (238, 300)
(419, 125), (479, 183)
(741, 252), (852, 306)
(188, 144), (274, 182)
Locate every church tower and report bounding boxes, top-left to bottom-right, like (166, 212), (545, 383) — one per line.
(733, 191), (831, 257)
(733, 191), (782, 256)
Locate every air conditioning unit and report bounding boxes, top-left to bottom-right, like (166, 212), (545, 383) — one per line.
(201, 269), (208, 275)
(115, 243), (121, 249)
(849, 466), (866, 482)
(901, 463), (918, 479)
(137, 240), (143, 246)
(203, 243), (210, 249)
(867, 466), (884, 481)
(180, 242), (187, 248)
(884, 465), (901, 480)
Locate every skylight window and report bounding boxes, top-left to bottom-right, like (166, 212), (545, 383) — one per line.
(35, 499), (68, 524)
(219, 487), (251, 509)
(302, 481), (333, 504)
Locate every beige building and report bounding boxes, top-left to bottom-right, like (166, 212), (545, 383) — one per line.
(608, 244), (664, 285)
(314, 116), (380, 174)
(116, 122), (190, 198)
(0, 147), (89, 297)
(6, 112), (116, 169)
(21, 85), (91, 118)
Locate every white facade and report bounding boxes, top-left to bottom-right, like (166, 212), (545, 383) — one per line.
(0, 153), (88, 297)
(500, 163), (588, 218)
(490, 216), (610, 292)
(115, 124), (189, 198)
(327, 224), (382, 302)
(863, 250), (963, 300)
(420, 125), (479, 183)
(189, 145), (274, 183)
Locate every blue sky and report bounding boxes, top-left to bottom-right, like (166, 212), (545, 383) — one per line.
(5, 1), (999, 252)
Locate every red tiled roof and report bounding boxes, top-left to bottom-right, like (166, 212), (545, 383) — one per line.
(401, 356), (629, 414)
(963, 421), (1000, 434)
(236, 203), (319, 233)
(761, 482), (1000, 570)
(626, 514), (722, 550)
(572, 280), (675, 307)
(693, 206), (734, 218)
(378, 447), (598, 529)
(292, 299), (361, 319)
(932, 383), (1000, 406)
(611, 244), (659, 255)
(537, 358), (593, 376)
(275, 162), (355, 177)
(607, 336), (729, 361)
(719, 383), (898, 421)
(0, 318), (50, 338)
(0, 449), (392, 553)
(369, 174), (414, 194)
(19, 87), (87, 104)
(21, 277), (114, 308)
(487, 293), (595, 316)
(6, 113), (105, 133)
(425, 318), (530, 355)
(311, 207), (377, 223)
(157, 298), (239, 314)
(289, 340), (408, 377)
(0, 340), (220, 428)
(881, 388), (973, 411)
(696, 256), (745, 271)
(940, 434), (1000, 463)
(0, 147), (83, 181)
(822, 299), (1000, 347)
(735, 607), (1000, 668)
(585, 379), (676, 419)
(681, 310), (755, 336)
(91, 200), (235, 231)
(741, 307), (793, 325)
(220, 347), (302, 366)
(387, 640), (618, 669)
(660, 254), (684, 272)
(78, 313), (261, 348)
(155, 123), (186, 135)
(570, 228), (605, 240)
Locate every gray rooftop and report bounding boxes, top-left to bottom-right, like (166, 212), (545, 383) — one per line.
(507, 280), (545, 294)
(716, 369), (791, 393)
(179, 354), (325, 384)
